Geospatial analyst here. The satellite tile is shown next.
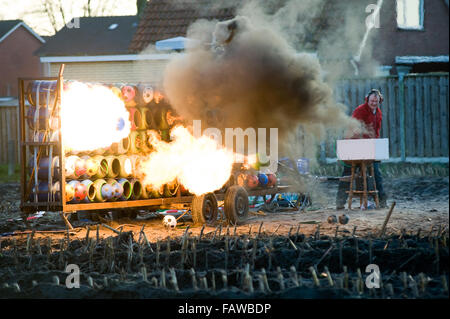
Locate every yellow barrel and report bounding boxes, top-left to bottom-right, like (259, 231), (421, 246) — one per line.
(139, 107), (154, 130)
(108, 136), (130, 155)
(93, 178), (113, 202)
(129, 155), (142, 177)
(129, 131), (142, 154)
(104, 155), (120, 178)
(164, 179), (179, 197)
(117, 155), (133, 178)
(130, 178), (142, 200)
(92, 155), (108, 179)
(118, 178), (132, 200)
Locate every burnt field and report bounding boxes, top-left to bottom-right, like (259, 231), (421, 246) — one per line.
(0, 175), (448, 299)
(0, 227), (448, 299)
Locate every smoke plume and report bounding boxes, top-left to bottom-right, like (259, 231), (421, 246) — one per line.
(163, 12), (362, 159)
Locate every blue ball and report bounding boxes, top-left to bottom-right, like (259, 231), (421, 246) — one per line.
(116, 117), (125, 131)
(258, 173), (268, 186)
(101, 184), (113, 200)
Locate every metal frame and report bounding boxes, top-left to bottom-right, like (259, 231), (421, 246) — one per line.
(19, 69), (297, 218)
(19, 75), (64, 213)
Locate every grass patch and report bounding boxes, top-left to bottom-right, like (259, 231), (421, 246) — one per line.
(0, 164), (20, 183)
(311, 162), (449, 178)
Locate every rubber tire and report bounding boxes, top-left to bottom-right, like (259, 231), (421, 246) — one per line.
(224, 185), (249, 225)
(191, 192), (219, 225)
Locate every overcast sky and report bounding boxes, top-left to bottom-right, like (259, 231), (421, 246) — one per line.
(0, 0), (137, 35)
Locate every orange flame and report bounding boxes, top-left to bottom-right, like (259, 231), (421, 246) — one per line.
(138, 126), (235, 196)
(61, 82), (131, 152)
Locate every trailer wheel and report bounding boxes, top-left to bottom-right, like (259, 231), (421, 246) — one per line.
(224, 185), (249, 225)
(191, 192), (218, 225)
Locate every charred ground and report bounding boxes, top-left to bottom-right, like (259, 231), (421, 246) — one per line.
(0, 175), (448, 298)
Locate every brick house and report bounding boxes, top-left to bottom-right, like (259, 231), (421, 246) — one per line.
(128, 0), (449, 77)
(372, 0), (449, 75)
(298, 0), (448, 77)
(0, 20), (46, 97)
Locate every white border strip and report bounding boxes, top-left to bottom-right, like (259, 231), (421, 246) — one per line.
(0, 22), (45, 44)
(40, 53), (180, 63)
(326, 157), (449, 164)
(395, 55), (449, 64)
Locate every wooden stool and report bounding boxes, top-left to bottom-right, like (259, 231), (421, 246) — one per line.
(346, 160), (379, 210)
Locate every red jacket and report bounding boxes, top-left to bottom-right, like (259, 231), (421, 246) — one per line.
(352, 103), (382, 138)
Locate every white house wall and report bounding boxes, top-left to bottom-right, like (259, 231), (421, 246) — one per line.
(49, 59), (170, 85)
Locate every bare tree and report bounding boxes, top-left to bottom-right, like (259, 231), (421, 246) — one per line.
(26, 0), (125, 35)
(41, 0), (59, 33)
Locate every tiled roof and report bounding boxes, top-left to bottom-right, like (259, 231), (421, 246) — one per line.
(0, 20), (22, 39)
(35, 16), (139, 56)
(129, 0), (235, 53)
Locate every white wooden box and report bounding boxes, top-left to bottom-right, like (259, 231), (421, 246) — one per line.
(336, 138), (389, 161)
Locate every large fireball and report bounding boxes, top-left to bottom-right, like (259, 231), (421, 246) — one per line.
(139, 126), (234, 196)
(61, 81), (131, 152)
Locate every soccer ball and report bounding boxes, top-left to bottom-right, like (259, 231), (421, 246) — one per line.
(163, 215), (177, 229)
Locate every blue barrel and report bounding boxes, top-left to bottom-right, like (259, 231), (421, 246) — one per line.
(28, 156), (60, 180)
(118, 178), (132, 200)
(29, 181), (60, 202)
(26, 106), (50, 130)
(26, 80), (57, 107)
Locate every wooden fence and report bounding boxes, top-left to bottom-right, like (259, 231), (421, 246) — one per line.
(324, 73), (449, 162)
(0, 104), (19, 166)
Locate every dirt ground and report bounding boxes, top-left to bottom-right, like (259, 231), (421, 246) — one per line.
(0, 176), (448, 242)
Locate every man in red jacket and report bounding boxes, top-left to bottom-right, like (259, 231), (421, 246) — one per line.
(336, 89), (387, 209)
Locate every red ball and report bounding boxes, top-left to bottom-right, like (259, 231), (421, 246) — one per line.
(74, 182), (87, 201)
(267, 174), (277, 187)
(74, 158), (87, 177)
(121, 85), (136, 102)
(246, 175), (259, 188)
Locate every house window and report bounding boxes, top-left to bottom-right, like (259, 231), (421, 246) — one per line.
(396, 0), (424, 30)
